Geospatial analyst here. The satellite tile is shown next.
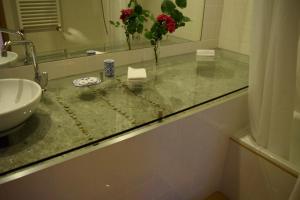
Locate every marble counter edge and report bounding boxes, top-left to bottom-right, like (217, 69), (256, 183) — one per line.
(0, 88), (248, 185)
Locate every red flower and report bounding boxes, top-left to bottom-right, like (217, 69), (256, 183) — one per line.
(120, 8), (134, 22)
(157, 14), (169, 22)
(156, 14), (176, 33)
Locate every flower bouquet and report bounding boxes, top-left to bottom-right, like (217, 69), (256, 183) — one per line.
(110, 0), (150, 50)
(144, 0), (190, 66)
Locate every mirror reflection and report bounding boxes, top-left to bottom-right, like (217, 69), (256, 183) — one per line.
(0, 0), (204, 66)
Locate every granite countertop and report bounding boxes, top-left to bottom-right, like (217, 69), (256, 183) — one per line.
(0, 49), (249, 176)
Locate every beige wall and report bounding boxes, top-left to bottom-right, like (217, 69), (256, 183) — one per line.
(174, 0), (204, 41)
(201, 0), (224, 48)
(218, 0), (253, 55)
(141, 0), (205, 41)
(296, 40), (300, 113)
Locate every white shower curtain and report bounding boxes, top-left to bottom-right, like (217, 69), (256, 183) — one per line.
(0, 34), (3, 47)
(290, 178), (300, 200)
(249, 1), (300, 199)
(249, 0), (300, 159)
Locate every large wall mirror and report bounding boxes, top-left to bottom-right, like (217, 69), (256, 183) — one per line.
(0, 0), (205, 67)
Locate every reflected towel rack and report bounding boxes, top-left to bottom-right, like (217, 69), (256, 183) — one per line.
(16, 0), (62, 33)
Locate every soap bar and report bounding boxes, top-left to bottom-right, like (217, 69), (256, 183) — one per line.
(86, 50), (96, 55)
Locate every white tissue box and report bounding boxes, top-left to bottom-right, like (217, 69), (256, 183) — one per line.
(196, 56), (216, 62)
(127, 67), (147, 90)
(197, 49), (215, 56)
(196, 49), (216, 62)
(127, 67), (147, 80)
(128, 79), (146, 90)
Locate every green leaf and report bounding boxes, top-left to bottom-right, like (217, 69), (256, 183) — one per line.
(144, 31), (153, 40)
(137, 24), (143, 33)
(183, 16), (191, 22)
(150, 14), (156, 21)
(178, 22), (185, 27)
(175, 0), (187, 8)
(128, 0), (136, 8)
(143, 10), (150, 17)
(127, 22), (136, 34)
(135, 4), (143, 15)
(170, 9), (184, 22)
(161, 0), (176, 14)
(137, 15), (145, 22)
(109, 21), (120, 28)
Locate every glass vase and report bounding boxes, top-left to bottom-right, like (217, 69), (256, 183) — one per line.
(152, 41), (160, 79)
(125, 33), (132, 50)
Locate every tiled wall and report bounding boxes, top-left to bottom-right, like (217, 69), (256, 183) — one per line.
(218, 0), (253, 55)
(201, 0), (224, 48)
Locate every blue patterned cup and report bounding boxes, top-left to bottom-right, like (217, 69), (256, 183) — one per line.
(104, 59), (115, 77)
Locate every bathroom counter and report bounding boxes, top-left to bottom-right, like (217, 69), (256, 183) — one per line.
(0, 49), (249, 176)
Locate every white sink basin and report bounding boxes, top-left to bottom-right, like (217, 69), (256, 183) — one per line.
(0, 51), (18, 66)
(0, 79), (42, 133)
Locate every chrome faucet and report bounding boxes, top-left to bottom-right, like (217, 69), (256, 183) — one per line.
(1, 40), (48, 90)
(0, 28), (30, 64)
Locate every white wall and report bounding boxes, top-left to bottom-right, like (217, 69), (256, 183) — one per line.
(173, 0), (205, 41)
(291, 41), (300, 168)
(218, 0), (253, 55)
(131, 0), (225, 48)
(221, 140), (297, 200)
(0, 93), (248, 200)
(201, 0), (224, 48)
